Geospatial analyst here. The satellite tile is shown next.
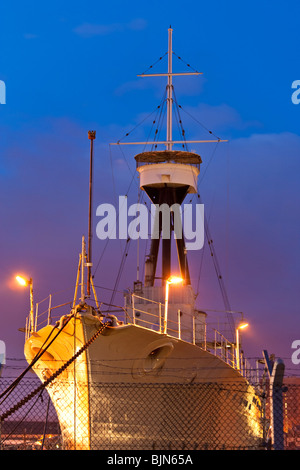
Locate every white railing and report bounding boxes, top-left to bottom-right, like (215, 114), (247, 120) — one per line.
(125, 292), (260, 384)
(25, 294), (73, 340)
(25, 290), (261, 385)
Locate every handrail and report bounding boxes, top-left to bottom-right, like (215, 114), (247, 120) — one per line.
(25, 295), (73, 340)
(25, 290), (261, 386)
(126, 291), (260, 384)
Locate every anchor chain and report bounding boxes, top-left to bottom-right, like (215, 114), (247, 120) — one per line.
(0, 320), (108, 422)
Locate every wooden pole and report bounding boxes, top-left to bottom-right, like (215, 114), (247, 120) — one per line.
(87, 130), (96, 297)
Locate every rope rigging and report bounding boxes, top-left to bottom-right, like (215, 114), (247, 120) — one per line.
(140, 51), (168, 76)
(0, 389), (46, 446)
(151, 88), (167, 150)
(107, 237), (131, 311)
(172, 86), (188, 151)
(196, 191), (235, 340)
(92, 86), (231, 320)
(0, 311), (74, 405)
(0, 320), (109, 423)
(87, 44), (234, 341)
(172, 50), (200, 74)
(177, 103), (222, 141)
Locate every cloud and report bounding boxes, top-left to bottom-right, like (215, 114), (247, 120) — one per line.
(183, 102), (262, 135)
(194, 129), (300, 359)
(114, 77), (157, 96)
(73, 19), (147, 38)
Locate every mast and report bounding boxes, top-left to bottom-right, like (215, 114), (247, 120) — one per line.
(109, 28), (234, 339)
(111, 29), (226, 288)
(87, 130), (96, 297)
(167, 27), (173, 151)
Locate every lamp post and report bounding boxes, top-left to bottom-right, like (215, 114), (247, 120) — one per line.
(235, 322), (248, 370)
(164, 276), (183, 334)
(16, 275), (34, 333)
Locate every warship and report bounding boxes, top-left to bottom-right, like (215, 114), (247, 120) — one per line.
(23, 29), (264, 450)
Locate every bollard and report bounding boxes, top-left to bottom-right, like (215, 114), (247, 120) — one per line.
(263, 350), (285, 450)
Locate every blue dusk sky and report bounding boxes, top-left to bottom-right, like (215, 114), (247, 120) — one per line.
(0, 0), (300, 375)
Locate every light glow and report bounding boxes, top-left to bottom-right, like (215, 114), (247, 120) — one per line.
(164, 276), (184, 335)
(16, 275), (29, 287)
(167, 276), (183, 285)
(235, 321), (249, 371)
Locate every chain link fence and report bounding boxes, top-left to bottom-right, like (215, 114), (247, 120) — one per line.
(1, 372), (298, 450)
(0, 378), (61, 450)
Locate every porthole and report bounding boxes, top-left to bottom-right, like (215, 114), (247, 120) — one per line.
(132, 339), (174, 378)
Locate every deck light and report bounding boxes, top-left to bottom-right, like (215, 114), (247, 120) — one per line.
(164, 276), (183, 334)
(16, 275), (34, 333)
(16, 275), (29, 286)
(236, 321), (249, 370)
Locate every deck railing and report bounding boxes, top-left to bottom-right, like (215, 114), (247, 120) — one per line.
(25, 290), (260, 385)
(126, 292), (259, 384)
(24, 294), (73, 341)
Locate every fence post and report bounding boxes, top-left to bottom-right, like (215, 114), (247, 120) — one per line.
(263, 350), (285, 450)
(192, 314), (195, 345)
(159, 303), (162, 333)
(214, 329), (217, 355)
(132, 294), (135, 325)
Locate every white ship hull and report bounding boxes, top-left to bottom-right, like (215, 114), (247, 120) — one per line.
(24, 311), (263, 450)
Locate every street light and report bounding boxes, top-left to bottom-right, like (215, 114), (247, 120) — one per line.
(16, 275), (34, 333)
(164, 276), (183, 334)
(235, 321), (249, 370)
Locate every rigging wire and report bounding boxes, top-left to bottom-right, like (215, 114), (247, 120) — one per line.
(151, 89), (167, 151)
(93, 89), (168, 280)
(177, 103), (222, 141)
(0, 389), (45, 446)
(140, 51), (168, 76)
(196, 191), (235, 340)
(161, 82), (233, 338)
(172, 87), (188, 151)
(196, 230), (206, 298)
(172, 50), (200, 73)
(198, 141), (220, 184)
(92, 90), (168, 279)
(92, 147), (137, 278)
(92, 45), (232, 333)
(107, 237), (131, 311)
(116, 104), (164, 146)
(109, 143), (123, 256)
(153, 103), (167, 150)
(0, 311), (74, 405)
(0, 322), (109, 422)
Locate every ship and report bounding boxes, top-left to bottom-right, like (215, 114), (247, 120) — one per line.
(23, 28), (264, 450)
